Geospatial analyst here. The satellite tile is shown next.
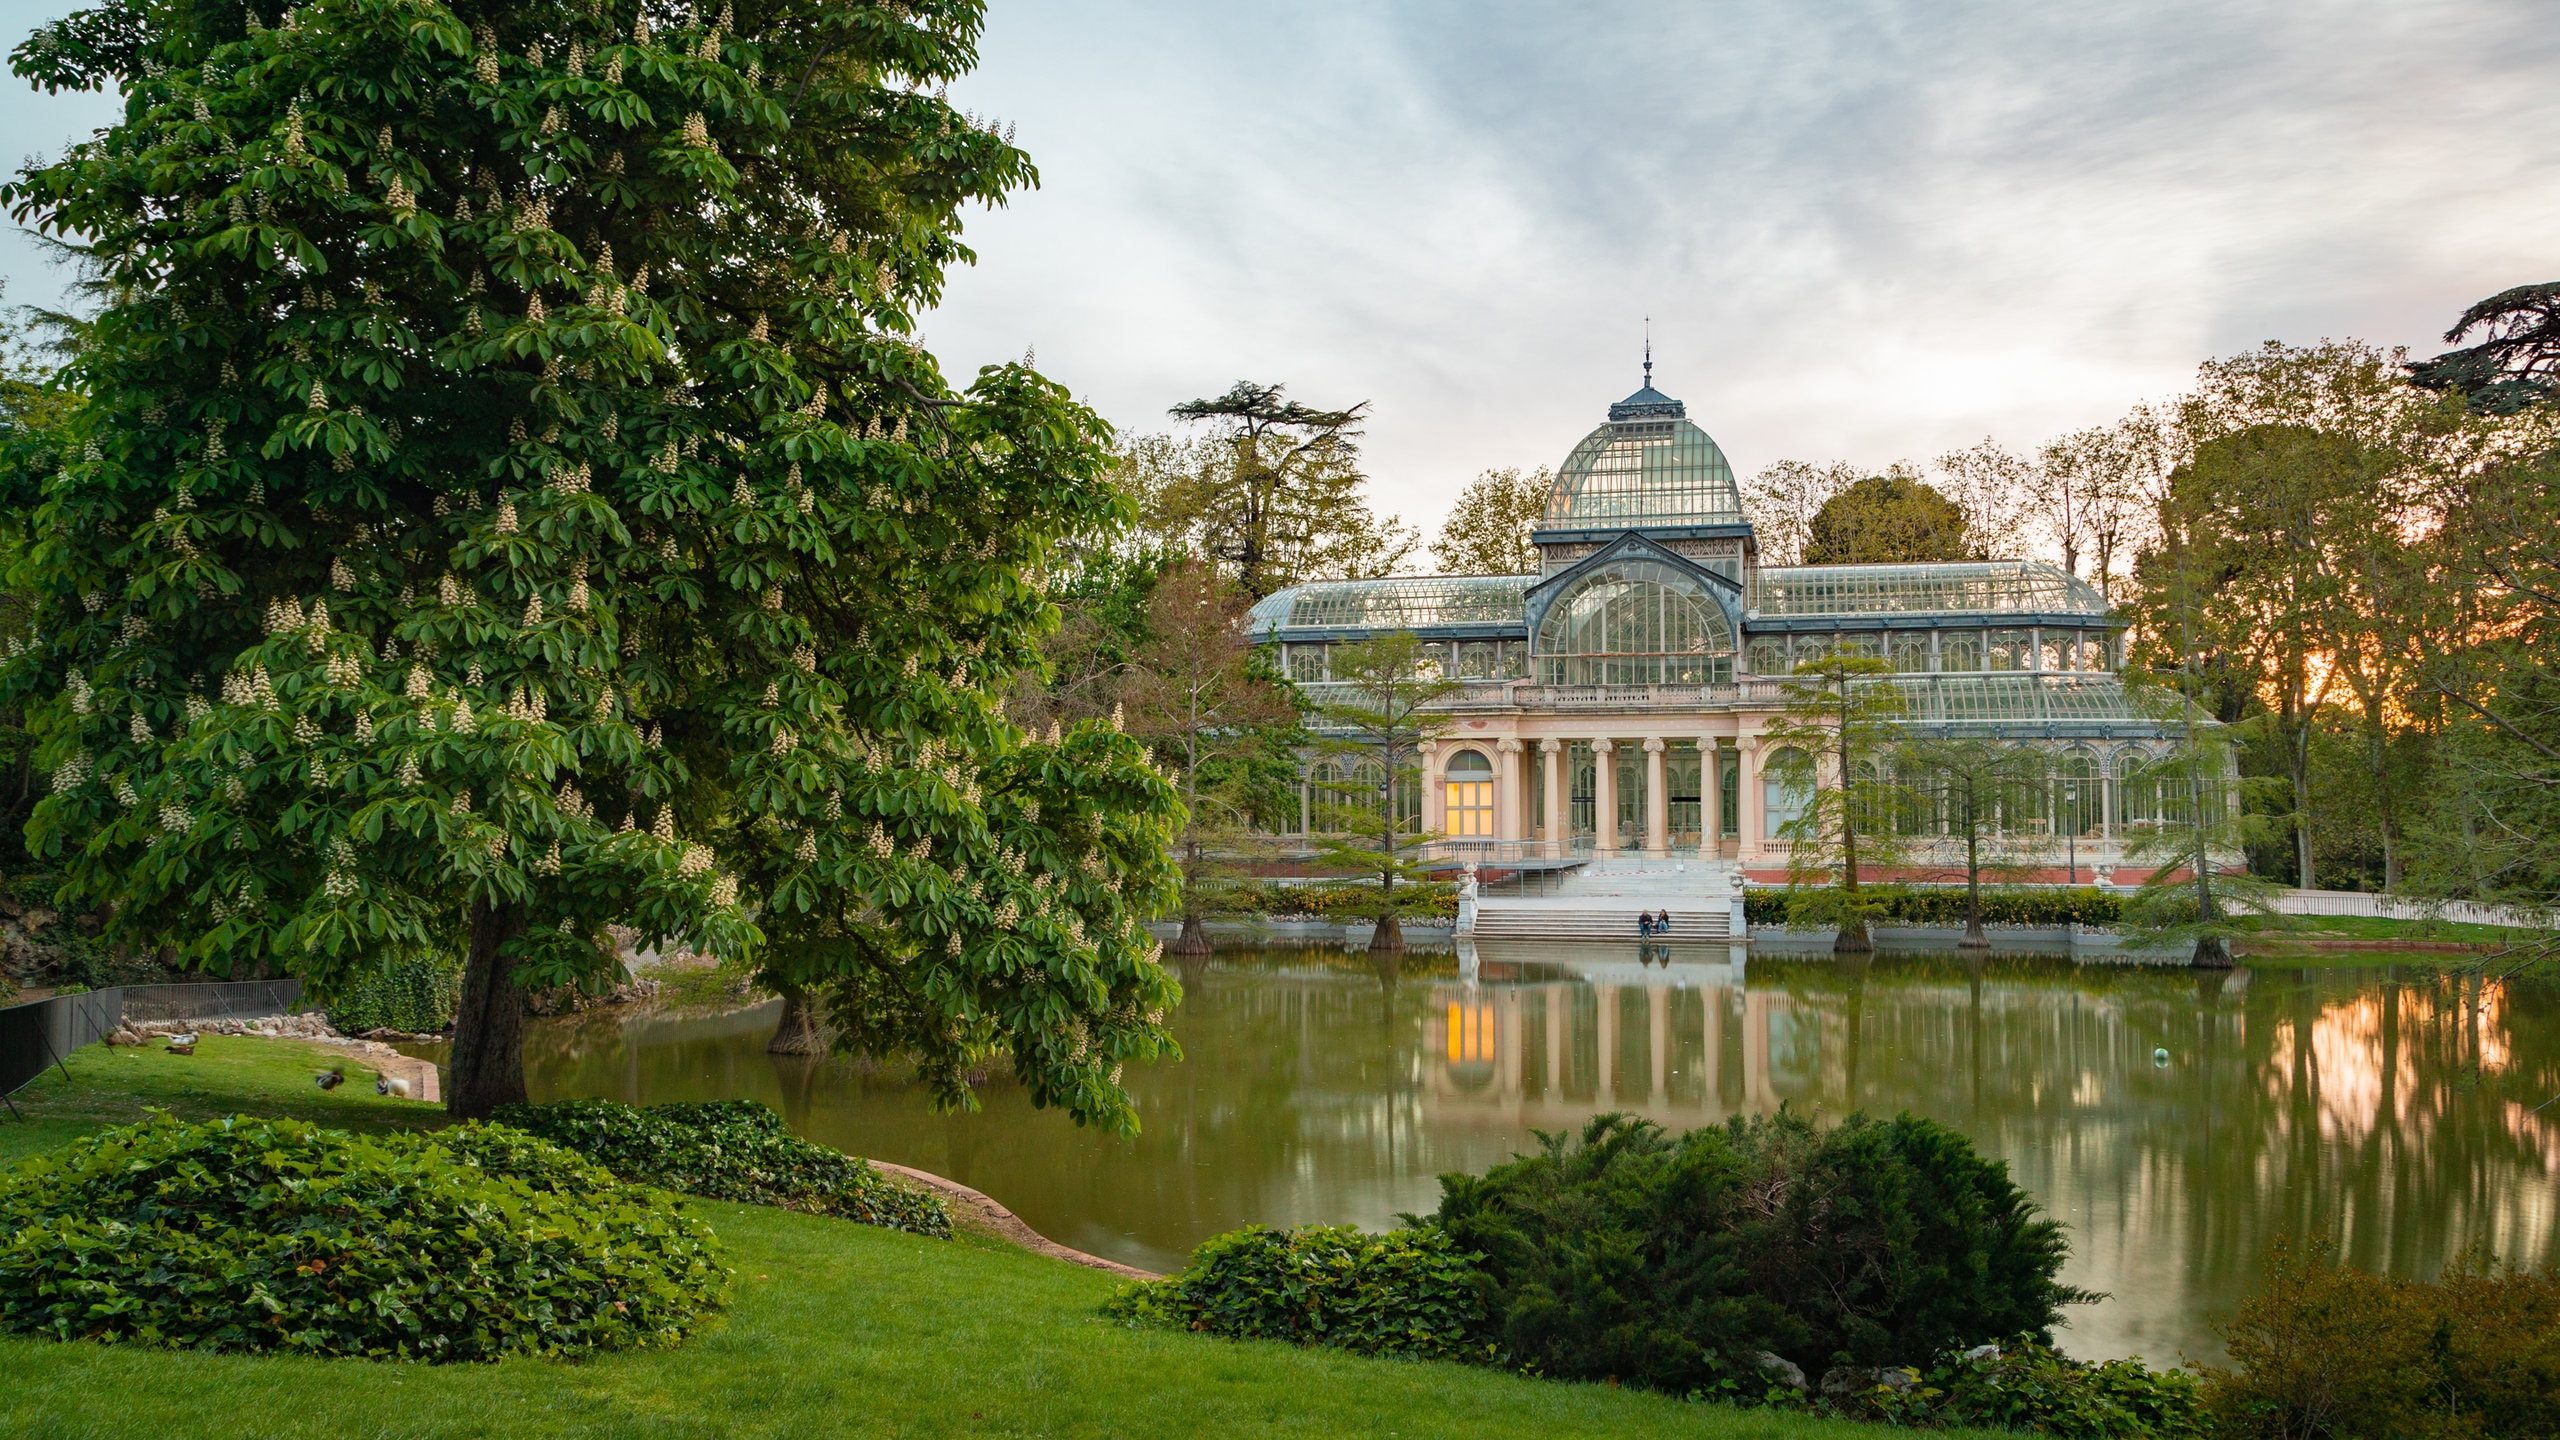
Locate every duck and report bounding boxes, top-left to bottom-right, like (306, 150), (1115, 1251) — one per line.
(315, 1067), (345, 1091)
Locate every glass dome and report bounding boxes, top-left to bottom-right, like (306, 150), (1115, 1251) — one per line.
(1538, 385), (1747, 531)
(1533, 558), (1736, 685)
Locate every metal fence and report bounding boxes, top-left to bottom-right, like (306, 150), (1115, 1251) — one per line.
(0, 979), (304, 1112)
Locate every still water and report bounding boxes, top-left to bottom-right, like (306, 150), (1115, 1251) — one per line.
(442, 946), (2560, 1365)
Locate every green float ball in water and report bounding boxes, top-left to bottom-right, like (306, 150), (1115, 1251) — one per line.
(2154, 1047), (2171, 1066)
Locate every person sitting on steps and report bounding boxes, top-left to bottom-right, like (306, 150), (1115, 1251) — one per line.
(1637, 913), (1654, 937)
(1656, 909), (1672, 935)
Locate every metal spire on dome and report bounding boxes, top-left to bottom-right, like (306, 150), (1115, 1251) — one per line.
(1608, 321), (1684, 421)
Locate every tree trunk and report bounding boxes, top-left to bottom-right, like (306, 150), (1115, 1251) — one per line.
(1960, 826), (1988, 949)
(1169, 834), (1213, 954)
(767, 980), (828, 1055)
(1370, 911), (1405, 953)
(2191, 933), (2234, 968)
(1169, 911), (1213, 955)
(446, 900), (528, 1119)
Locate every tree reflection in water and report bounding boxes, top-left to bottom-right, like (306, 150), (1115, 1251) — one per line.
(424, 947), (2560, 1365)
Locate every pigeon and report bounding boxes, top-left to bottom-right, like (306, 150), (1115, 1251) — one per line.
(315, 1067), (345, 1091)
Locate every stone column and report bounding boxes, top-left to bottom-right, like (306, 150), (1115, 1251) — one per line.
(1643, 737), (1669, 858)
(1593, 739), (1619, 855)
(1497, 737), (1525, 846)
(1699, 737), (1724, 851)
(1737, 735), (1764, 865)
(1540, 739), (1565, 859)
(1419, 740), (1444, 838)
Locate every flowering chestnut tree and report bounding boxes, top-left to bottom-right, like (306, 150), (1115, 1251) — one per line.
(2, 0), (1184, 1123)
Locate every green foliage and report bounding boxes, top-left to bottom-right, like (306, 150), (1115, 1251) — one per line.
(0, 1112), (724, 1361)
(321, 949), (461, 1033)
(1430, 466), (1549, 575)
(1102, 1223), (1488, 1362)
(1309, 633), (1463, 941)
(1, 0), (1184, 1128)
(1205, 878), (1458, 923)
(1433, 1111), (2089, 1392)
(1745, 886), (2125, 929)
(494, 1097), (950, 1237)
(1803, 474), (1974, 565)
(2198, 1239), (2560, 1440)
(1823, 1338), (2207, 1438)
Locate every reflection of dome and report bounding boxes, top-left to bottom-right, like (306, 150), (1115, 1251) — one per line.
(1539, 381), (1745, 531)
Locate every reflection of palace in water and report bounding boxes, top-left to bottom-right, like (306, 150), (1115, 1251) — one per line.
(1429, 948), (1815, 1125)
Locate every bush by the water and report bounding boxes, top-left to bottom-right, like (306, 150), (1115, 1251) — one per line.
(321, 951), (462, 1034)
(1832, 1338), (2206, 1437)
(0, 1114), (725, 1361)
(1745, 885), (2125, 930)
(1435, 1110), (2088, 1394)
(2199, 1238), (2560, 1440)
(495, 1098), (952, 1237)
(1204, 879), (1460, 923)
(1102, 1224), (1487, 1362)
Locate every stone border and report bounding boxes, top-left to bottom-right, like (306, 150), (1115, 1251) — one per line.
(867, 1159), (1160, 1280)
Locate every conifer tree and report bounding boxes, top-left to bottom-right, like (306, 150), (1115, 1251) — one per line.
(2, 0), (1184, 1124)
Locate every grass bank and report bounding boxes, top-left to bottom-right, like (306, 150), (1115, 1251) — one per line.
(2233, 913), (2551, 959)
(0, 1039), (1896, 1440)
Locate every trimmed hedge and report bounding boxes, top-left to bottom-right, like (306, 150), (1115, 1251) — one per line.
(1744, 885), (2125, 929)
(0, 1114), (725, 1361)
(1102, 1224), (1488, 1362)
(494, 1098), (951, 1237)
(1204, 879), (1460, 922)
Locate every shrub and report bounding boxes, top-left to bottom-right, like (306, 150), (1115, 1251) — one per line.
(494, 1098), (951, 1237)
(1829, 1338), (2207, 1437)
(2199, 1238), (2560, 1440)
(1103, 1223), (1488, 1361)
(1433, 1110), (2088, 1394)
(1207, 880), (1460, 923)
(1745, 885), (2124, 930)
(0, 1113), (725, 1361)
(322, 951), (463, 1034)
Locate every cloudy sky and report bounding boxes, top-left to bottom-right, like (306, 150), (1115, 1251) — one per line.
(5, 0), (2556, 543)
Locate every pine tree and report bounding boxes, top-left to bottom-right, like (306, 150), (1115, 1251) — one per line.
(3, 0), (1183, 1125)
(1763, 654), (1911, 952)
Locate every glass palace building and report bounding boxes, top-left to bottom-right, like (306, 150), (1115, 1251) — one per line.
(1247, 379), (2205, 884)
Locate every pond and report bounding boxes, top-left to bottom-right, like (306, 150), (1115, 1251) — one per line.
(421, 945), (2560, 1366)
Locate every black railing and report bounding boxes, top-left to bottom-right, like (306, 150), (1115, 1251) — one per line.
(0, 979), (304, 1114)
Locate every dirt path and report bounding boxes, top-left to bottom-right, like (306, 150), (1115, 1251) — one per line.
(867, 1159), (1161, 1280)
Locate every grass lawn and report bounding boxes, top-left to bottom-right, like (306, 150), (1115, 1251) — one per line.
(2233, 912), (2551, 958)
(0, 1039), (1901, 1440)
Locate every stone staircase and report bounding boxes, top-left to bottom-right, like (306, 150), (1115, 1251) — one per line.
(1467, 858), (1740, 941)
(1469, 899), (1732, 942)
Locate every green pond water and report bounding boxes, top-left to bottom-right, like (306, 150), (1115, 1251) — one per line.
(421, 946), (2560, 1366)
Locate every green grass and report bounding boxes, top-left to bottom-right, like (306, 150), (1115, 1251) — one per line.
(0, 1039), (1895, 1440)
(2234, 912), (2550, 954)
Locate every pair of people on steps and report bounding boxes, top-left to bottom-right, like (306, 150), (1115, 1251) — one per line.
(1635, 909), (1673, 937)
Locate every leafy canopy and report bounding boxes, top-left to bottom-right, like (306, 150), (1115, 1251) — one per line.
(3, 0), (1184, 1129)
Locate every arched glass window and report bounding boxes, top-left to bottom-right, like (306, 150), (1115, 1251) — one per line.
(2057, 750), (2101, 838)
(2116, 748), (2159, 828)
(1763, 746), (1812, 840)
(1535, 559), (1736, 685)
(1443, 749), (1495, 838)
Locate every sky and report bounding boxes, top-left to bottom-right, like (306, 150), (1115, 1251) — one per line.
(4, 0), (2557, 548)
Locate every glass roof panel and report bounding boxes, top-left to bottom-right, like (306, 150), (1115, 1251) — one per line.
(1246, 575), (1532, 636)
(1749, 561), (2109, 618)
(1873, 673), (2182, 726)
(1538, 416), (1746, 530)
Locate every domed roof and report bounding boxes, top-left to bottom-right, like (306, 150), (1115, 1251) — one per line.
(1538, 379), (1746, 532)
